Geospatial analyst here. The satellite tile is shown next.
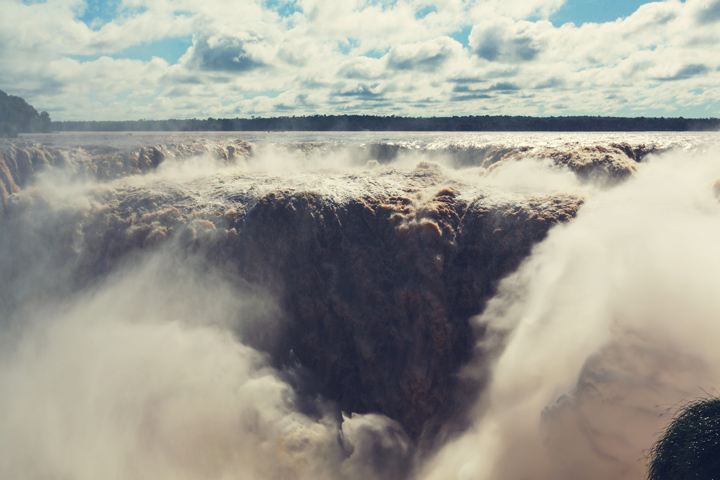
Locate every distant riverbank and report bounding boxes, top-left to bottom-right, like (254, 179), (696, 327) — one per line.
(53, 114), (720, 133)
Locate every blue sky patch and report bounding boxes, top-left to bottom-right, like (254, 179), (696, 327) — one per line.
(119, 36), (193, 64)
(415, 5), (437, 19)
(614, 100), (716, 118)
(450, 25), (473, 48)
(69, 36), (193, 64)
(75, 0), (121, 30)
(264, 0), (301, 17)
(551, 0), (653, 27)
(366, 0), (399, 10)
(362, 48), (390, 59)
(338, 38), (361, 55)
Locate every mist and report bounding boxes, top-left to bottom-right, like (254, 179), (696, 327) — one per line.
(0, 245), (417, 480)
(420, 148), (720, 480)
(1, 132), (719, 480)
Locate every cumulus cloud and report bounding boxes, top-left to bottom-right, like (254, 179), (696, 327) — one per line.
(696, 0), (720, 24)
(0, 0), (90, 59)
(2, 0), (719, 119)
(185, 34), (268, 72)
(386, 37), (461, 72)
(488, 81), (521, 91)
(335, 82), (384, 99)
(534, 76), (565, 89)
(470, 17), (548, 63)
(338, 56), (386, 80)
(466, 0), (566, 21)
(655, 63), (710, 81)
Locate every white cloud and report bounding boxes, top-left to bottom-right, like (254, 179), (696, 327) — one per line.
(1, 0), (719, 119)
(184, 34), (270, 72)
(469, 18), (550, 63)
(467, 0), (566, 21)
(338, 56), (387, 80)
(0, 0), (89, 59)
(386, 37), (463, 71)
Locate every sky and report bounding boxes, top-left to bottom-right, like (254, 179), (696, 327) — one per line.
(1, 0), (719, 120)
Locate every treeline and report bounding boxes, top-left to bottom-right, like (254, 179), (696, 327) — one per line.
(0, 89), (52, 137)
(54, 114), (720, 132)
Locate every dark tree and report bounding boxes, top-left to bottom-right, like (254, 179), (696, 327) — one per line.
(647, 396), (720, 480)
(0, 89), (53, 137)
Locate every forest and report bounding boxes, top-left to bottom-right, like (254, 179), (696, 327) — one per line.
(0, 90), (52, 137)
(2, 88), (719, 134)
(55, 114), (720, 132)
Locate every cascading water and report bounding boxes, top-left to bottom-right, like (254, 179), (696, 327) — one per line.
(1, 131), (719, 480)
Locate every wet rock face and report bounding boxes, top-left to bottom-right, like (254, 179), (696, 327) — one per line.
(233, 189), (582, 439)
(0, 136), (588, 442)
(0, 185), (582, 442)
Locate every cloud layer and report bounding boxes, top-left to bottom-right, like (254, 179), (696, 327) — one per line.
(1, 0), (719, 120)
